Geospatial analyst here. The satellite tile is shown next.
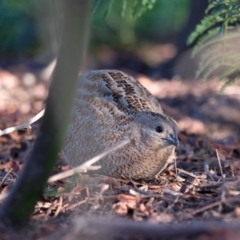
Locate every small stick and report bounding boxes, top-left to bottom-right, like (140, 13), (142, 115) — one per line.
(216, 149), (224, 178)
(174, 158), (177, 176)
(186, 200), (222, 218)
(187, 194), (240, 219)
(0, 109), (45, 136)
(0, 139), (130, 201)
(54, 196), (63, 217)
(0, 168), (12, 188)
(48, 139), (130, 183)
(67, 199), (87, 210)
(177, 168), (198, 178)
(204, 160), (221, 180)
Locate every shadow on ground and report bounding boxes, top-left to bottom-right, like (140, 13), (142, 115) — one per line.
(138, 76), (240, 141)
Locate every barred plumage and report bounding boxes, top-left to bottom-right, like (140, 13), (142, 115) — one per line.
(62, 70), (178, 180)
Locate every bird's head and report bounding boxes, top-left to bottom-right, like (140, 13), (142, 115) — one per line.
(130, 112), (179, 150)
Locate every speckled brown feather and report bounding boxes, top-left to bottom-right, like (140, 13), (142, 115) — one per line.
(62, 70), (178, 180)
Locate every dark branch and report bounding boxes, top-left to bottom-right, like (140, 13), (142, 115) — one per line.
(0, 0), (91, 228)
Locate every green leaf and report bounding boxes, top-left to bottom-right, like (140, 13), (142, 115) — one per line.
(189, 0), (240, 91)
(219, 77), (237, 93)
(104, 0), (115, 18)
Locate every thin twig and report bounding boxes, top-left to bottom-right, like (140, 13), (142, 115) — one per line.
(0, 140), (130, 202)
(177, 168), (198, 178)
(163, 188), (183, 196)
(186, 194), (240, 219)
(45, 216), (240, 240)
(47, 139), (130, 183)
(67, 199), (87, 210)
(0, 168), (12, 188)
(0, 109), (45, 136)
(174, 157), (177, 176)
(216, 149), (224, 178)
(204, 160), (221, 180)
(54, 196), (63, 217)
(185, 200), (222, 218)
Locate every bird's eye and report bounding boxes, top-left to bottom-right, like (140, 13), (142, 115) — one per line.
(156, 126), (163, 133)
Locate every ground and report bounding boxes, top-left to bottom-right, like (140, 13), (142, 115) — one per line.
(0, 62), (240, 239)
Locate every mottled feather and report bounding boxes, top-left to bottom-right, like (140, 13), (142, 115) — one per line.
(62, 70), (178, 180)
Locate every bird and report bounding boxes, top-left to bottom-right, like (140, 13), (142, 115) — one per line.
(62, 70), (179, 180)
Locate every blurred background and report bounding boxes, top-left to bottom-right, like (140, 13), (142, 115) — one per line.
(0, 0), (239, 141)
(1, 2), (240, 235)
(0, 0), (192, 76)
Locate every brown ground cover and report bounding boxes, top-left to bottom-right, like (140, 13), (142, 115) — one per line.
(0, 67), (240, 239)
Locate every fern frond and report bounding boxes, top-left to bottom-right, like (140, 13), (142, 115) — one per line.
(194, 29), (240, 55)
(218, 63), (240, 80)
(121, 0), (128, 17)
(188, 14), (224, 45)
(104, 0), (115, 17)
(93, 0), (156, 18)
(201, 62), (226, 80)
(219, 77), (237, 93)
(196, 48), (230, 78)
(132, 0), (156, 17)
(189, 0), (240, 91)
(192, 28), (220, 56)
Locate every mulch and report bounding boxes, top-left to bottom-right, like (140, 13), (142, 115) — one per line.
(0, 68), (240, 239)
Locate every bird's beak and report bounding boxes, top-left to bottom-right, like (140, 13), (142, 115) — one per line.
(161, 135), (179, 147)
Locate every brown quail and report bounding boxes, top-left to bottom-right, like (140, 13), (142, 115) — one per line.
(62, 70), (178, 180)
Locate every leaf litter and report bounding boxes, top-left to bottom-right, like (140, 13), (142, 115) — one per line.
(0, 69), (240, 239)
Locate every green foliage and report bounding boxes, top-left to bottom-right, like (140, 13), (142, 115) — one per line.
(0, 0), (190, 64)
(93, 0), (157, 18)
(135, 0), (189, 41)
(130, 0), (157, 17)
(92, 0), (189, 49)
(188, 0), (240, 92)
(0, 0), (40, 63)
